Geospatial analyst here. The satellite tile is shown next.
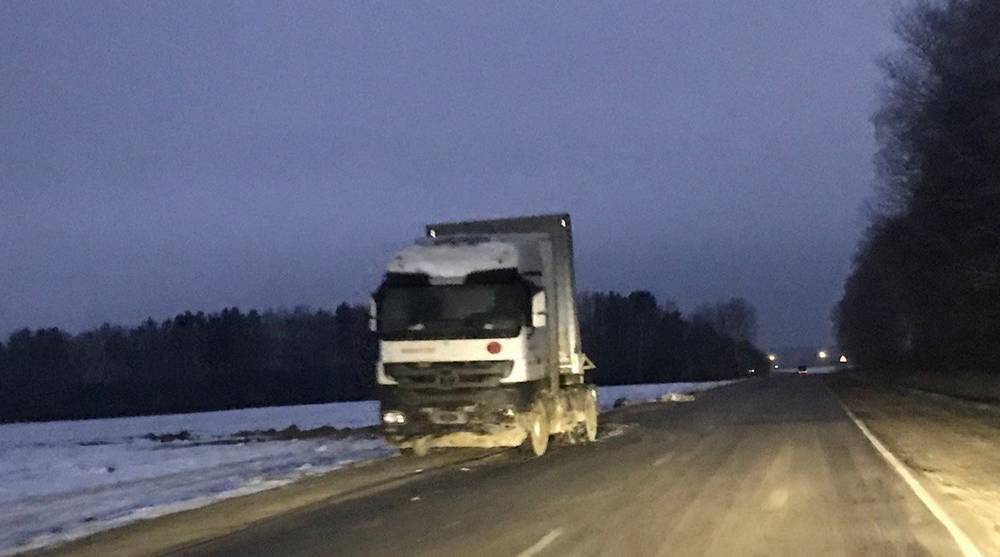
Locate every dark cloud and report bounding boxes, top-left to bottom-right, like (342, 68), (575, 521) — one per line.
(0, 1), (895, 346)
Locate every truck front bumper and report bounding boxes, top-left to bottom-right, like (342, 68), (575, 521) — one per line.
(378, 382), (543, 443)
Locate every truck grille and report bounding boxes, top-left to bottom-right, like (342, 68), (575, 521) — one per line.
(384, 361), (514, 390)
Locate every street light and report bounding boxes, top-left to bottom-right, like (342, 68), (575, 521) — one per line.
(818, 350), (828, 360)
(767, 354), (777, 362)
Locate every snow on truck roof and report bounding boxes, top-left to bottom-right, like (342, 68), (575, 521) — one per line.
(387, 238), (539, 278)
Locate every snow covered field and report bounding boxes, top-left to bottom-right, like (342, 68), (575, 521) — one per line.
(0, 402), (388, 555)
(1, 380), (738, 555)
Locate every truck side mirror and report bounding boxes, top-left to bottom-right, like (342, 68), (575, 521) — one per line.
(531, 291), (547, 328)
(368, 298), (378, 332)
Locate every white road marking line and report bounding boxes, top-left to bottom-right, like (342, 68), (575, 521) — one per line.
(515, 527), (564, 557)
(836, 399), (983, 557)
(652, 453), (671, 467)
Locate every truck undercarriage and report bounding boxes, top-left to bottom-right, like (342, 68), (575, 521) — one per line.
(380, 377), (597, 456)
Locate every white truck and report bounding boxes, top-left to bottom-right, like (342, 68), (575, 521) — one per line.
(372, 214), (597, 456)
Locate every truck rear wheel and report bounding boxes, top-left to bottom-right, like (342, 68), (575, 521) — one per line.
(522, 400), (549, 457)
(584, 388), (598, 442)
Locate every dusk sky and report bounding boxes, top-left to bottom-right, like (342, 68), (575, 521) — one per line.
(1, 1), (897, 347)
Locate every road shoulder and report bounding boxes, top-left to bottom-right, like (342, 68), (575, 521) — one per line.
(828, 375), (1000, 556)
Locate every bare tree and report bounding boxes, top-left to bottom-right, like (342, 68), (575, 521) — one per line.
(691, 298), (758, 344)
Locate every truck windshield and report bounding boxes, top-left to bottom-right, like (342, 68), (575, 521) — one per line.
(377, 283), (528, 340)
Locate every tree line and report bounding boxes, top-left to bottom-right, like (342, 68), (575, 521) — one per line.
(581, 292), (766, 385)
(0, 294), (766, 422)
(0, 305), (376, 422)
(836, 0), (1000, 375)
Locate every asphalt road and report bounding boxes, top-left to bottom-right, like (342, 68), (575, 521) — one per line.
(168, 376), (962, 557)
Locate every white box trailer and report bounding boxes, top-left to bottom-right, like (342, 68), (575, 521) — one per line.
(372, 214), (597, 456)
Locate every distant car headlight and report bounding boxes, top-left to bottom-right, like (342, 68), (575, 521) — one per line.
(382, 411), (406, 425)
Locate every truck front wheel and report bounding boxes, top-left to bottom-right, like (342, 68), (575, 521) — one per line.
(522, 400), (549, 457)
(401, 437), (429, 457)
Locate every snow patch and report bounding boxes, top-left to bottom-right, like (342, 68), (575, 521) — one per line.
(598, 380), (741, 411)
(660, 392), (696, 402)
(388, 240), (519, 277)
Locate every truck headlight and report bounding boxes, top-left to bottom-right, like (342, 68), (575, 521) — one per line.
(382, 411), (406, 425)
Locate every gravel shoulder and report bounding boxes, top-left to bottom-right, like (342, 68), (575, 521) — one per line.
(829, 374), (1000, 555)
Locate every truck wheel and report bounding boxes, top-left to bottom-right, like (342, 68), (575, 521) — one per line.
(559, 429), (580, 445)
(522, 400), (549, 457)
(584, 389), (598, 442)
(411, 437), (430, 457)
